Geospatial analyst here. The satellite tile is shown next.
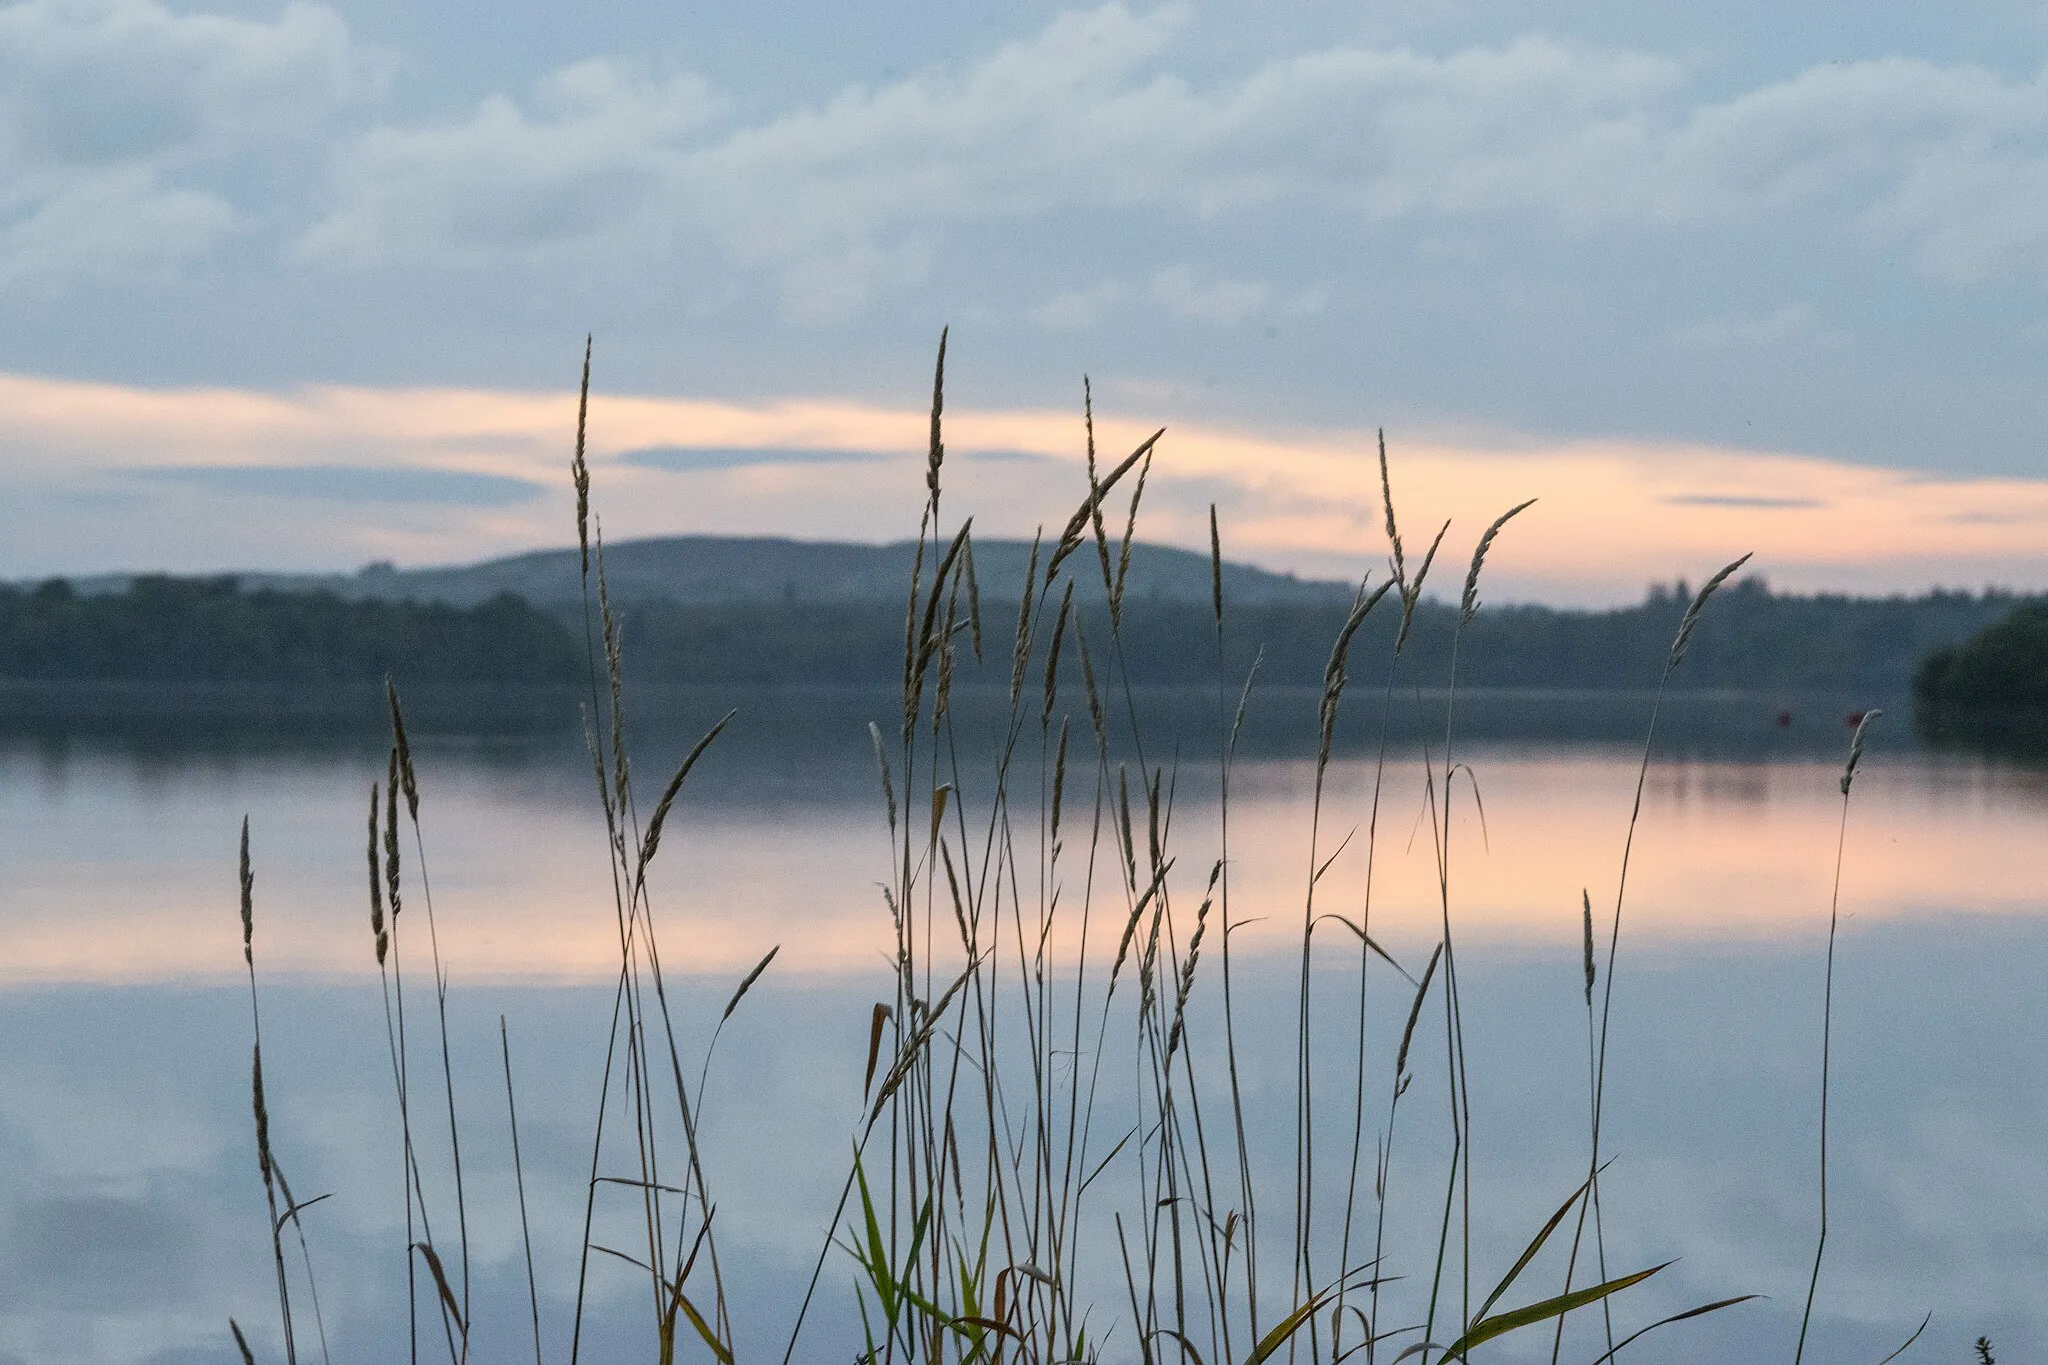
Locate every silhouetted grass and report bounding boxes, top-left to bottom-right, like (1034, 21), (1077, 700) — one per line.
(226, 338), (1929, 1364)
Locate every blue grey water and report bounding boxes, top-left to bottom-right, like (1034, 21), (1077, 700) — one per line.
(0, 685), (2040, 1364)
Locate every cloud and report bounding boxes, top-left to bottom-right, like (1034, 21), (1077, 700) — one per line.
(299, 59), (718, 267)
(125, 463), (544, 506)
(1031, 281), (1123, 330)
(10, 1), (2048, 315)
(959, 448), (1059, 465)
(1663, 493), (1826, 509)
(4, 1194), (196, 1304)
(618, 445), (889, 472)
(0, 0), (367, 284)
(0, 0), (361, 169)
(1945, 509), (2034, 526)
(291, 6), (2048, 307)
(1151, 265), (1269, 325)
(300, 6), (1187, 308)
(7, 370), (2048, 600)
(0, 169), (232, 288)
(1667, 303), (1843, 350)
(617, 443), (1050, 472)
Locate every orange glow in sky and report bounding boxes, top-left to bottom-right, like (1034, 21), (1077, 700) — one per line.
(5, 371), (2048, 601)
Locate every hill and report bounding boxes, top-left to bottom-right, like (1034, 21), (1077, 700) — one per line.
(63, 535), (1352, 612)
(18, 535), (2036, 694)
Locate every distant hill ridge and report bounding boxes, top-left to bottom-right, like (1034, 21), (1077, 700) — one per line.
(54, 535), (1356, 610)
(16, 539), (2042, 693)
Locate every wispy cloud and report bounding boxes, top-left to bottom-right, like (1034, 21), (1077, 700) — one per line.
(4, 371), (2048, 599)
(0, 0), (371, 284)
(1151, 266), (1271, 326)
(618, 444), (889, 472)
(284, 7), (2048, 310)
(1031, 280), (1123, 331)
(1667, 303), (1845, 350)
(125, 462), (544, 505)
(1663, 493), (1826, 509)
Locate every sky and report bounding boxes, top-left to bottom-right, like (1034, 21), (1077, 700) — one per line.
(8, 0), (2048, 602)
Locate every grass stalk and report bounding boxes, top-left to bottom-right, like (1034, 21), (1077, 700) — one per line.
(1793, 709), (1881, 1363)
(219, 344), (1785, 1365)
(501, 1016), (545, 1365)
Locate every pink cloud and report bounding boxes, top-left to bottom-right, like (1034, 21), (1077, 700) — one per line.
(2, 370), (2044, 600)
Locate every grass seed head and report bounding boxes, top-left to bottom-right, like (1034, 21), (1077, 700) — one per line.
(1461, 499), (1537, 626)
(385, 677), (419, 822)
(636, 710), (735, 892)
(367, 783), (386, 966)
(238, 816), (253, 966)
(383, 746), (402, 921)
(1050, 716), (1070, 854)
(1320, 577), (1394, 761)
(902, 505), (929, 735)
(934, 579), (958, 733)
(1841, 708), (1882, 794)
(1397, 941), (1444, 1082)
(1670, 552), (1754, 668)
(250, 1042), (273, 1190)
(1110, 862), (1172, 991)
(1166, 863), (1222, 1062)
(1581, 888), (1596, 1003)
(721, 945), (780, 1023)
(1378, 429), (1406, 589)
(1084, 380), (1116, 606)
(868, 721), (897, 833)
(926, 327), (947, 507)
(960, 532), (982, 661)
(1110, 446), (1152, 631)
(1042, 580), (1073, 731)
(1209, 503), (1223, 626)
(1077, 619), (1107, 763)
(1117, 764), (1137, 892)
(1396, 518), (1450, 654)
(573, 335), (592, 579)
(1047, 429), (1163, 584)
(909, 519), (973, 732)
(1010, 530), (1041, 704)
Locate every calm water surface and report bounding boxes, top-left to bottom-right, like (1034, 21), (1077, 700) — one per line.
(0, 686), (2041, 1363)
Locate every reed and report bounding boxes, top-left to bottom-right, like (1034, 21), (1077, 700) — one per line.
(223, 338), (1920, 1365)
(1792, 708), (1882, 1364)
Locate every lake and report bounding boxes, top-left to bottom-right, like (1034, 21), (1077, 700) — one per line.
(0, 683), (2041, 1364)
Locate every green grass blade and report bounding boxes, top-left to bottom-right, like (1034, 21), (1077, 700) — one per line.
(674, 1289), (733, 1365)
(1470, 1181), (1588, 1324)
(1438, 1262), (1667, 1360)
(1245, 1291), (1331, 1364)
(1585, 1294), (1761, 1364)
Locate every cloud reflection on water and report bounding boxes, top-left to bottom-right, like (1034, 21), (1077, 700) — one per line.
(0, 924), (2039, 1362)
(1, 739), (2043, 983)
(1, 693), (2044, 1360)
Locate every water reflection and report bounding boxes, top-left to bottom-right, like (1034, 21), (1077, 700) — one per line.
(0, 686), (2043, 1362)
(0, 924), (2041, 1364)
(1916, 701), (2048, 765)
(1, 688), (2043, 981)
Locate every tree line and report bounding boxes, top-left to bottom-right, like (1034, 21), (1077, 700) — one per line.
(2, 572), (2034, 696)
(1915, 601), (2048, 707)
(599, 577), (2030, 693)
(0, 577), (579, 683)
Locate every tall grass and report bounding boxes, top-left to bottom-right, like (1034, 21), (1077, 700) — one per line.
(227, 337), (1921, 1363)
